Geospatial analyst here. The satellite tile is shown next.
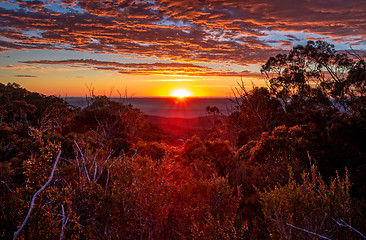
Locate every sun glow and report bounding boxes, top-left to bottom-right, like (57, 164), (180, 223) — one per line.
(171, 88), (192, 98)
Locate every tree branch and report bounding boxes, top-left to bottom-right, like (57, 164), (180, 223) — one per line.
(1, 180), (12, 193)
(59, 204), (70, 240)
(333, 219), (366, 239)
(13, 151), (62, 240)
(74, 141), (91, 182)
(286, 223), (332, 240)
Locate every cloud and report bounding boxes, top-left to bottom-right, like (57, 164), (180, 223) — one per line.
(0, 64), (76, 72)
(20, 59), (261, 77)
(147, 79), (195, 82)
(15, 74), (37, 78)
(0, 0), (365, 67)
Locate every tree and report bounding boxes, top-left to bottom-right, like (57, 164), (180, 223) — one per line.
(261, 40), (365, 115)
(0, 83), (68, 125)
(230, 85), (285, 146)
(63, 96), (144, 156)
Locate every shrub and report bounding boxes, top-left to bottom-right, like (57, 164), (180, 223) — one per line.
(259, 165), (351, 239)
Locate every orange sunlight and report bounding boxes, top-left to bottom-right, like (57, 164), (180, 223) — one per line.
(170, 88), (192, 99)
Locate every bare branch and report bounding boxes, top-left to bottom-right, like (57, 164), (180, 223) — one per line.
(1, 180), (12, 193)
(286, 223), (332, 240)
(13, 151), (62, 240)
(132, 148), (138, 159)
(59, 204), (70, 240)
(74, 140), (91, 182)
(333, 219), (366, 239)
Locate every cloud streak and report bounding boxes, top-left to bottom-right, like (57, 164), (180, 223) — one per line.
(20, 59), (260, 77)
(15, 74), (37, 78)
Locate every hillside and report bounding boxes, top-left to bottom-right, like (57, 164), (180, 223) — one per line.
(145, 114), (226, 141)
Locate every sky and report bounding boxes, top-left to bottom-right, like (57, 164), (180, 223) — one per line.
(0, 0), (365, 97)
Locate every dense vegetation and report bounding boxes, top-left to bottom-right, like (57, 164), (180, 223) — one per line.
(1, 41), (365, 239)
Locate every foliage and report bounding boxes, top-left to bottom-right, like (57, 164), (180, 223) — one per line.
(261, 40), (365, 115)
(0, 83), (68, 125)
(259, 165), (351, 239)
(134, 141), (167, 161)
(230, 86), (285, 147)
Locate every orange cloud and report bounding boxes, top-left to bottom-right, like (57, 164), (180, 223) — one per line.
(0, 0), (365, 67)
(15, 74), (37, 78)
(20, 59), (260, 77)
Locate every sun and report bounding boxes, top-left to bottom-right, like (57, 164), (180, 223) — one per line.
(171, 88), (192, 99)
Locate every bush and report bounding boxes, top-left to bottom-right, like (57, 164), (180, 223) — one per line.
(259, 164), (351, 239)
